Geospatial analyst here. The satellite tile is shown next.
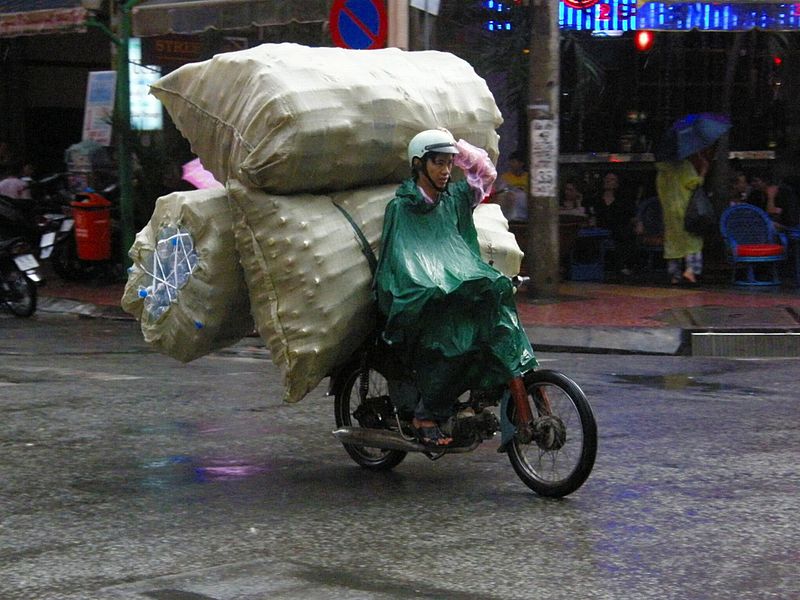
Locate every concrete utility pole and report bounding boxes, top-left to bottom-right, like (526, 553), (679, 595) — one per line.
(387, 0), (409, 49)
(526, 0), (560, 299)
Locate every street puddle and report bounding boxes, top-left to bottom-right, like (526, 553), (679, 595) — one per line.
(612, 373), (722, 393)
(72, 455), (273, 497)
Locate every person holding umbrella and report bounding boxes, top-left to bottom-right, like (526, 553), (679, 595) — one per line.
(654, 113), (731, 284)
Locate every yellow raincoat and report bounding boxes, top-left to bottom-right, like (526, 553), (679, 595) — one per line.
(655, 160), (704, 259)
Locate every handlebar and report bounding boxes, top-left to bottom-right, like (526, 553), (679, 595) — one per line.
(512, 275), (530, 290)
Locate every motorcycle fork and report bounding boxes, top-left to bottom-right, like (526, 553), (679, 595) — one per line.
(509, 377), (554, 423)
(533, 387), (553, 416)
(508, 377), (533, 426)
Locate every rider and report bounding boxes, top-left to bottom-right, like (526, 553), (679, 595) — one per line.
(374, 128), (538, 447)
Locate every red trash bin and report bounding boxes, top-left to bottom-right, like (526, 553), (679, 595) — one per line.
(71, 192), (112, 261)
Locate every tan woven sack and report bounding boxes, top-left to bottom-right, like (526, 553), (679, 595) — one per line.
(151, 43), (502, 194)
(122, 188), (253, 362)
(227, 180), (393, 403)
(473, 203), (524, 277)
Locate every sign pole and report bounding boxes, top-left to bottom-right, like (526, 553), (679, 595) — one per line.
(526, 0), (560, 299)
(86, 0), (141, 271)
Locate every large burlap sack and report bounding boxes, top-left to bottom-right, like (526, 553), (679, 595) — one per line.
(122, 188), (253, 362)
(227, 180), (394, 403)
(228, 180), (522, 403)
(473, 203), (524, 277)
(151, 43), (502, 193)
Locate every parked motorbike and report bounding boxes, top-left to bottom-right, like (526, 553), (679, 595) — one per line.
(0, 173), (73, 265)
(28, 173), (74, 262)
(0, 236), (41, 317)
(330, 277), (598, 498)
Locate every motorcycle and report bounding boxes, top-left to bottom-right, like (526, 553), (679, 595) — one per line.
(0, 235), (41, 317)
(330, 277), (598, 498)
(0, 173), (72, 265)
(27, 173), (74, 263)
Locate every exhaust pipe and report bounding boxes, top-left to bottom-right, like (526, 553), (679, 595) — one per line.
(332, 427), (479, 454)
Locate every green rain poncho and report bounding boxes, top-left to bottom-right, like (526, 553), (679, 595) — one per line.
(375, 178), (537, 405)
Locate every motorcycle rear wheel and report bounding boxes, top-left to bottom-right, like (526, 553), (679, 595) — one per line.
(52, 236), (88, 281)
(507, 369), (597, 497)
(3, 268), (37, 317)
(334, 364), (407, 471)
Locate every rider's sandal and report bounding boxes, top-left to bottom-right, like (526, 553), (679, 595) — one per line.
(412, 419), (453, 448)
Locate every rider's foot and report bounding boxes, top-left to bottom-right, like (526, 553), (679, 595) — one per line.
(412, 418), (453, 447)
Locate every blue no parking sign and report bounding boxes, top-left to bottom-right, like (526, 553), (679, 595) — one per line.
(330, 0), (388, 49)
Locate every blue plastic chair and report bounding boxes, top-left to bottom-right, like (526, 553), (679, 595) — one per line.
(719, 204), (787, 286)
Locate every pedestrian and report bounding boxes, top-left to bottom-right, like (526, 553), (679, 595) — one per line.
(745, 170), (769, 211)
(655, 146), (713, 285)
(560, 178), (586, 215)
(374, 128), (537, 447)
(766, 176), (800, 230)
(585, 171), (637, 276)
(728, 171), (750, 206)
(493, 149), (528, 222)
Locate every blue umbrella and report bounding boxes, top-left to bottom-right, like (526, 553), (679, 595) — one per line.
(654, 113), (732, 161)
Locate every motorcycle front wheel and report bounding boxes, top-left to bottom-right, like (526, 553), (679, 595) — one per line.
(334, 363), (407, 471)
(3, 268), (37, 317)
(506, 369), (597, 497)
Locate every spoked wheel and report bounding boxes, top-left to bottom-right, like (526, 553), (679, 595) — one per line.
(506, 370), (597, 497)
(3, 269), (37, 317)
(334, 364), (407, 470)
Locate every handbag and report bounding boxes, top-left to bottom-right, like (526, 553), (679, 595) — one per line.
(684, 186), (715, 236)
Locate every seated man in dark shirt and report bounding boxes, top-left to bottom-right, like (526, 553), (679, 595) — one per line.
(586, 172), (637, 276)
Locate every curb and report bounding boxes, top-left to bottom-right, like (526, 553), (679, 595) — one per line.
(38, 297), (133, 320)
(525, 325), (686, 356)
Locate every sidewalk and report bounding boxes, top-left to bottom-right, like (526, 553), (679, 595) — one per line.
(36, 269), (800, 357)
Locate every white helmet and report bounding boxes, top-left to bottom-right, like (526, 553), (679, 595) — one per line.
(407, 128), (458, 166)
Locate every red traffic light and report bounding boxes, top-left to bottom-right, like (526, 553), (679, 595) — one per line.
(773, 55), (783, 66)
(634, 30), (655, 52)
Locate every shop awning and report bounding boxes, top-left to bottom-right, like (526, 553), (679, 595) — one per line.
(0, 1), (88, 38)
(132, 0), (331, 37)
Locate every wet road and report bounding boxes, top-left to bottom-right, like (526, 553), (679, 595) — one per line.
(1, 312), (798, 599)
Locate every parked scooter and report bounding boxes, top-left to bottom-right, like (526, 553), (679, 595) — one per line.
(0, 173), (73, 265)
(29, 173), (74, 263)
(330, 276), (598, 498)
(0, 235), (41, 317)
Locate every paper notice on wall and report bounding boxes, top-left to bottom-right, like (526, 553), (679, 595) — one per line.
(530, 119), (558, 197)
(82, 71), (116, 146)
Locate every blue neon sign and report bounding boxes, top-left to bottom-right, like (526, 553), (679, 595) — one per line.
(559, 1), (800, 32)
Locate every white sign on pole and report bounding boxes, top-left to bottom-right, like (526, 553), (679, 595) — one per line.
(82, 70), (116, 146)
(410, 0), (440, 16)
(530, 119), (558, 197)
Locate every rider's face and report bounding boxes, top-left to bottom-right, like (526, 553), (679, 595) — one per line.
(426, 153), (454, 188)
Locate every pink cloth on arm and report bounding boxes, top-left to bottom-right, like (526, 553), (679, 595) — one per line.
(453, 139), (497, 205)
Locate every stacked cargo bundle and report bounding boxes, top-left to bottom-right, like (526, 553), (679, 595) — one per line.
(121, 188), (253, 362)
(122, 43), (524, 403)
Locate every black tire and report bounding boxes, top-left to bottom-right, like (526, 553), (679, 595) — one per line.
(506, 370), (597, 497)
(3, 268), (37, 317)
(51, 237), (87, 281)
(334, 363), (407, 471)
